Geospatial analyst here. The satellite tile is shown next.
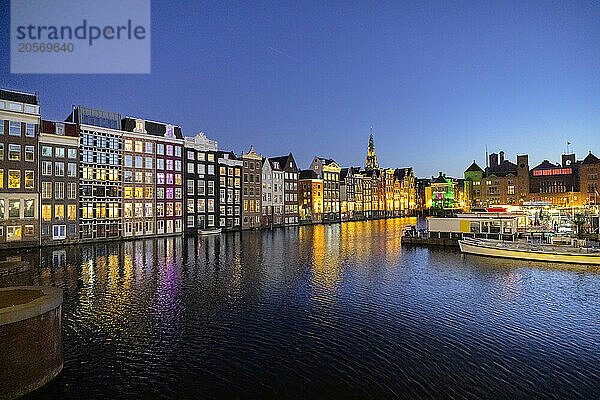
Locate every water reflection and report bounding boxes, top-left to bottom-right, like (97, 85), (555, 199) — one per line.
(1, 218), (599, 399)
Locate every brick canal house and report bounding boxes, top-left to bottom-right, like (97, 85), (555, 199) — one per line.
(241, 146), (262, 230)
(270, 153), (299, 226)
(340, 167), (356, 221)
(120, 118), (159, 238)
(150, 122), (185, 236)
(580, 152), (600, 205)
(70, 106), (122, 241)
(183, 132), (219, 232)
(39, 120), (79, 245)
(0, 89), (40, 249)
(353, 168), (365, 221)
(298, 169), (323, 224)
(217, 151), (242, 231)
(309, 156), (341, 223)
(261, 157), (274, 228)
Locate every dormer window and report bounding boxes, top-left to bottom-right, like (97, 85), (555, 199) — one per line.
(134, 120), (145, 133)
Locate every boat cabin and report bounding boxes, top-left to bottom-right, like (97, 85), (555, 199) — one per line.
(427, 213), (519, 241)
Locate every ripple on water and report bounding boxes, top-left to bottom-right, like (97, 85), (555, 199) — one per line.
(15, 218), (600, 399)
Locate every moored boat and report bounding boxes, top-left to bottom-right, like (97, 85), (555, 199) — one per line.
(459, 238), (600, 265)
(198, 228), (222, 235)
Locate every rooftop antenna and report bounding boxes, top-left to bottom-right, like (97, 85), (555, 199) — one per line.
(485, 144), (488, 168)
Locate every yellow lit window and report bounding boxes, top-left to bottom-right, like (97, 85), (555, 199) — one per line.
(42, 205), (52, 222)
(124, 140), (133, 151)
(135, 141), (143, 153)
(135, 187), (144, 198)
(175, 174), (182, 185)
(124, 203), (133, 218)
(68, 205), (76, 220)
(55, 205), (64, 221)
(24, 171), (34, 189)
(124, 187), (133, 199)
(0, 169), (3, 188)
(144, 187), (153, 199)
(8, 170), (20, 189)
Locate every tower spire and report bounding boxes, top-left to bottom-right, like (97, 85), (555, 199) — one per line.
(365, 127), (378, 170)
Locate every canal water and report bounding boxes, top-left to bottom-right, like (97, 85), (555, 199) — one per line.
(8, 218), (600, 399)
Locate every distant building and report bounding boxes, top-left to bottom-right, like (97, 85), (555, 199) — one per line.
(241, 146), (262, 230)
(580, 152), (600, 205)
(70, 106), (122, 240)
(309, 156), (341, 222)
(340, 167), (356, 221)
(121, 118), (185, 236)
(217, 151), (242, 230)
(298, 170), (323, 223)
(427, 172), (456, 209)
(394, 168), (416, 216)
(39, 120), (79, 245)
(0, 89), (40, 248)
(270, 153), (299, 225)
(183, 132), (219, 232)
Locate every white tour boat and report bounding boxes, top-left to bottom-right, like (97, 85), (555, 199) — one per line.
(459, 238), (600, 265)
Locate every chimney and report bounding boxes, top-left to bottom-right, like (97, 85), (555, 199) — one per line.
(489, 153), (498, 168)
(499, 151), (505, 164)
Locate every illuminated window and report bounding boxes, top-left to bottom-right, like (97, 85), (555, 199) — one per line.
(124, 140), (133, 151)
(25, 146), (35, 162)
(124, 203), (133, 218)
(124, 187), (133, 199)
(24, 170), (34, 189)
(55, 205), (64, 220)
(68, 205), (76, 220)
(42, 205), (52, 221)
(135, 187), (144, 198)
(135, 203), (143, 217)
(9, 144), (20, 161)
(135, 141), (143, 153)
(0, 169), (3, 188)
(8, 170), (20, 189)
(7, 226), (21, 241)
(144, 187), (153, 199)
(145, 203), (153, 217)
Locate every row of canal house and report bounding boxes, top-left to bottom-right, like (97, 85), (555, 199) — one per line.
(297, 133), (416, 224)
(0, 88), (417, 249)
(298, 165), (417, 224)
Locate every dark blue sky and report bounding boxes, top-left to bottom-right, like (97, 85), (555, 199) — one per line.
(2, 0), (599, 177)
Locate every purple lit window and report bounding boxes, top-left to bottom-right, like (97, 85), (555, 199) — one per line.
(166, 188), (174, 199)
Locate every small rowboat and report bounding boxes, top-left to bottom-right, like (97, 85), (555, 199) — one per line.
(459, 238), (600, 265)
(198, 228), (222, 235)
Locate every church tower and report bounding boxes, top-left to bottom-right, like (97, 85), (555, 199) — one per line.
(365, 128), (379, 170)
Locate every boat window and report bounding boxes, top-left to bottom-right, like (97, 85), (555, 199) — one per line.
(490, 221), (501, 234)
(470, 222), (480, 233)
(481, 221), (489, 233)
